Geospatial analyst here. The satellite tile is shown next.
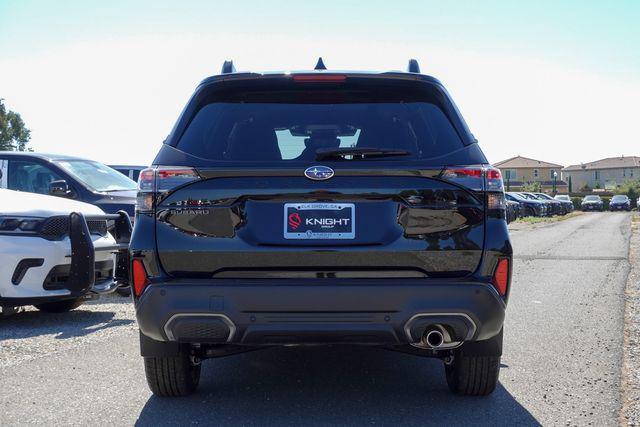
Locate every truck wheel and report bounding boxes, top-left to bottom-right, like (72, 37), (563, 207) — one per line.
(144, 350), (201, 397)
(445, 353), (501, 396)
(34, 298), (83, 313)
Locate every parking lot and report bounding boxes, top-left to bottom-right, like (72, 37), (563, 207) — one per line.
(0, 212), (637, 426)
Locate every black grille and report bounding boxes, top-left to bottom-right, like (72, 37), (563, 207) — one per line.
(40, 216), (108, 240)
(43, 260), (114, 290)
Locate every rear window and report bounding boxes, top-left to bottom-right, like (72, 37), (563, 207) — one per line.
(174, 83), (465, 164)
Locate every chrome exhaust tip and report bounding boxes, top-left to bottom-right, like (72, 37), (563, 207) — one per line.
(423, 329), (445, 348)
(419, 325), (453, 349)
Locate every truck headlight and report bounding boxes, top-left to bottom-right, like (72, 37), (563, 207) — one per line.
(0, 216), (46, 235)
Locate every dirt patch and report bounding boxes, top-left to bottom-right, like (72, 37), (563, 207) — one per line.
(509, 211), (584, 231)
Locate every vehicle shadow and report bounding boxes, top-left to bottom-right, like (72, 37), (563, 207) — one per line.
(86, 294), (133, 305)
(136, 346), (539, 426)
(0, 309), (133, 340)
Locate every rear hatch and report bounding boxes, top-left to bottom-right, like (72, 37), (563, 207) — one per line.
(146, 74), (496, 279)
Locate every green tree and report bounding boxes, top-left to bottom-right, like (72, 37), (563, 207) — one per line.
(521, 181), (542, 192)
(579, 183), (592, 192)
(0, 99), (31, 151)
(615, 179), (640, 208)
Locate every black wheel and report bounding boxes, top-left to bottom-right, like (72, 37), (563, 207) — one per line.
(116, 286), (132, 297)
(445, 353), (501, 396)
(34, 298), (83, 313)
(144, 349), (201, 397)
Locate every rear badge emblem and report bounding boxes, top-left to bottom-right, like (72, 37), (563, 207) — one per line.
(304, 165), (334, 181)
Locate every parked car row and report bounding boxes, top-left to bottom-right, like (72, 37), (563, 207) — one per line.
(505, 191), (637, 220)
(504, 191), (574, 221)
(578, 194), (634, 212)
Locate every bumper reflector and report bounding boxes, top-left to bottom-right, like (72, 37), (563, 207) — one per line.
(132, 259), (149, 296)
(492, 258), (510, 296)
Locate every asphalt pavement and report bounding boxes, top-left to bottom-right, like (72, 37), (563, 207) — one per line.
(0, 212), (635, 426)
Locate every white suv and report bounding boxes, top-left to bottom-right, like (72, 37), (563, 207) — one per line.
(0, 187), (130, 314)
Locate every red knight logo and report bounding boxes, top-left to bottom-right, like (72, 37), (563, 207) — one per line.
(288, 212), (302, 230)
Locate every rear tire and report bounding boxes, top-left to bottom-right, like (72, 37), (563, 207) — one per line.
(445, 353), (501, 396)
(144, 349), (201, 397)
(34, 298), (83, 313)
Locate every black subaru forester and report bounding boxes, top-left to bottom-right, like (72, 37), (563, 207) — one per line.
(128, 59), (512, 397)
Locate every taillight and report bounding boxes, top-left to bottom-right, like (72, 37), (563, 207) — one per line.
(156, 167), (200, 191)
(132, 259), (149, 296)
(440, 165), (506, 218)
(440, 167), (484, 191)
(484, 166), (506, 216)
(136, 166), (201, 213)
(485, 167), (504, 192)
(492, 258), (510, 296)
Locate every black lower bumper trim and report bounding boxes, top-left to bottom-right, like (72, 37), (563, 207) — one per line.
(11, 258), (45, 285)
(136, 280), (506, 346)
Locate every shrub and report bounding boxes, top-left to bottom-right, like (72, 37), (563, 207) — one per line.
(571, 197), (582, 210)
(614, 179), (640, 208)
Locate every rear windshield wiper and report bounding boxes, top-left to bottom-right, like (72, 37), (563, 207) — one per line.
(315, 147), (411, 161)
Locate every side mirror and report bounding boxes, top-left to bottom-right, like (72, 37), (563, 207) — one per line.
(49, 180), (72, 197)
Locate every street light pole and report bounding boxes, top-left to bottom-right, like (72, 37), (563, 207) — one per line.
(553, 171), (558, 195)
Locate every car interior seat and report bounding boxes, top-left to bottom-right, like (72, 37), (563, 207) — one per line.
(225, 122), (282, 161)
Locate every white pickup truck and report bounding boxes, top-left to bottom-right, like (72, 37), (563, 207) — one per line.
(0, 187), (131, 315)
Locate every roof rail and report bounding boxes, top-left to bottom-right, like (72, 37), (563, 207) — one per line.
(314, 57), (327, 70)
(407, 59), (421, 73)
(221, 60), (236, 74)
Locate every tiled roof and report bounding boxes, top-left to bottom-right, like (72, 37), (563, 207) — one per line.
(563, 156), (640, 171)
(494, 155), (563, 169)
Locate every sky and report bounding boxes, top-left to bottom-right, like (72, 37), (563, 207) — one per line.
(0, 0), (638, 167)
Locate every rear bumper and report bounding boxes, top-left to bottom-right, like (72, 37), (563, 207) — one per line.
(583, 204), (602, 211)
(610, 205), (630, 211)
(135, 280), (506, 347)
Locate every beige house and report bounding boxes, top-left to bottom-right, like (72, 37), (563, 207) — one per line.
(493, 156), (567, 193)
(562, 156), (640, 191)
